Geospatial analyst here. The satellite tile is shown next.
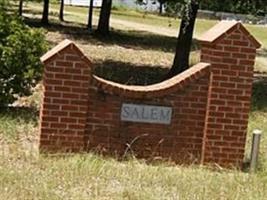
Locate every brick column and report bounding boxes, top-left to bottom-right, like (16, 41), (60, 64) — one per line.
(198, 21), (261, 167)
(39, 40), (92, 152)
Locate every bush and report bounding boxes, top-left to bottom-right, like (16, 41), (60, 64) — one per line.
(0, 0), (47, 106)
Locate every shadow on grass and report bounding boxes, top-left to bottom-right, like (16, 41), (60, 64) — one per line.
(93, 60), (169, 85)
(93, 30), (199, 52)
(251, 80), (267, 111)
(257, 48), (267, 57)
(23, 17), (199, 53)
(0, 107), (38, 122)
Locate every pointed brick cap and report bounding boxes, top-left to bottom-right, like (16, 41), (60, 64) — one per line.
(40, 39), (92, 65)
(197, 21), (261, 49)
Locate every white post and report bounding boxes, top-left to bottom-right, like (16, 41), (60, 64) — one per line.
(250, 129), (262, 172)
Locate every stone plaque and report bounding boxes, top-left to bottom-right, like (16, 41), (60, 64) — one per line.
(121, 103), (172, 124)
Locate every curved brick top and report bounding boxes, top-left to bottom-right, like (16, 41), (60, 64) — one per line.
(92, 62), (210, 99)
(40, 39), (210, 99)
(197, 21), (261, 49)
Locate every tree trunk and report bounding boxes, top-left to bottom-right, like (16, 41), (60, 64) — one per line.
(59, 0), (64, 21)
(159, 2), (163, 14)
(41, 0), (49, 25)
(87, 0), (94, 31)
(97, 0), (112, 35)
(19, 0), (23, 16)
(166, 0), (199, 78)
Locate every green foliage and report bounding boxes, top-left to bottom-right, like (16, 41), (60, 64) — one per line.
(200, 0), (267, 16)
(154, 0), (198, 18)
(158, 0), (267, 16)
(164, 0), (186, 16)
(0, 0), (47, 106)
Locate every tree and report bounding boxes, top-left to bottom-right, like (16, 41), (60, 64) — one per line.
(164, 0), (184, 16)
(136, 0), (198, 77)
(158, 0), (165, 14)
(166, 0), (199, 78)
(59, 0), (64, 21)
(41, 0), (49, 24)
(18, 0), (23, 16)
(87, 0), (94, 31)
(97, 0), (112, 35)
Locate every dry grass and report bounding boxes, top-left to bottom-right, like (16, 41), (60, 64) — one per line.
(21, 2), (267, 75)
(0, 105), (266, 199)
(0, 2), (266, 199)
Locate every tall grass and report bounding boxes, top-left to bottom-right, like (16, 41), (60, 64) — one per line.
(0, 146), (267, 199)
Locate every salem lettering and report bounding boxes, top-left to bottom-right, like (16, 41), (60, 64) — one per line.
(121, 103), (172, 124)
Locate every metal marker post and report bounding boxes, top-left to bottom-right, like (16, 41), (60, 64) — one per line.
(250, 129), (262, 172)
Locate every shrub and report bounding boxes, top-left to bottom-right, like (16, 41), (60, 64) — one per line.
(0, 0), (47, 106)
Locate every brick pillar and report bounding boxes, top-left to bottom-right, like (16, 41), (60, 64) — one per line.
(39, 40), (92, 152)
(198, 21), (261, 167)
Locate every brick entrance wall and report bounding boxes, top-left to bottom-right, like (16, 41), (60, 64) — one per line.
(86, 63), (210, 164)
(198, 21), (260, 166)
(39, 21), (260, 168)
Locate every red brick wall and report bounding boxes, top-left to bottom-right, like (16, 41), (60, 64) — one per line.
(39, 41), (92, 152)
(85, 64), (210, 164)
(199, 23), (259, 167)
(39, 21), (260, 168)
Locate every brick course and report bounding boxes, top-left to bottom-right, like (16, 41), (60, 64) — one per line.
(39, 21), (260, 168)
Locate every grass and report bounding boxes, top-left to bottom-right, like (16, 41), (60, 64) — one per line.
(21, 2), (267, 74)
(0, 2), (266, 199)
(0, 103), (266, 199)
(1, 157), (267, 199)
(25, 2), (267, 47)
